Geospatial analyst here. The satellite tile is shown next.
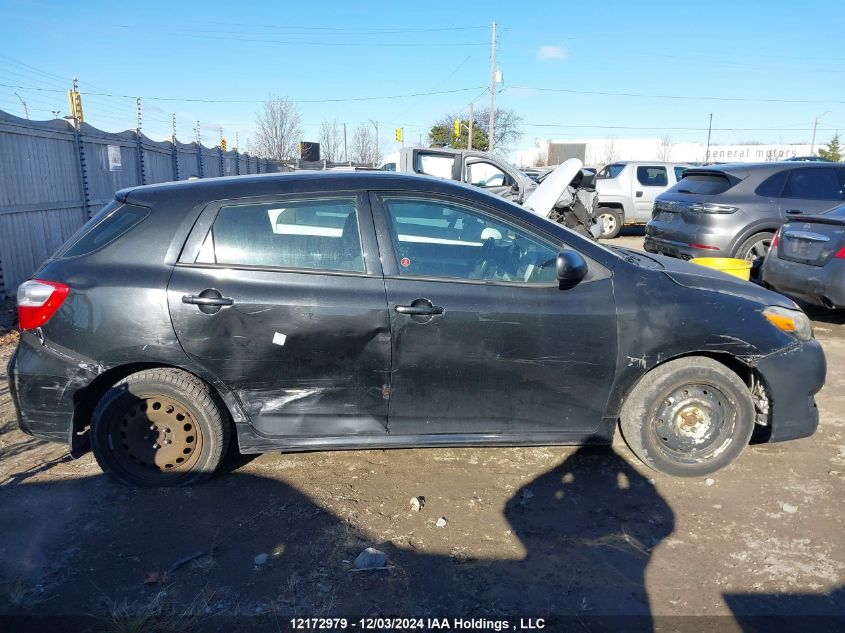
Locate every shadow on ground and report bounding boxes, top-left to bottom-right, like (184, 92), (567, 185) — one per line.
(1, 444), (678, 631)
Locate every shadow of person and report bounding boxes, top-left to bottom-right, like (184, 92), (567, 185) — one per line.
(386, 443), (675, 628)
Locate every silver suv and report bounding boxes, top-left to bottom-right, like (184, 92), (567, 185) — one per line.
(645, 163), (845, 276)
(595, 161), (693, 238)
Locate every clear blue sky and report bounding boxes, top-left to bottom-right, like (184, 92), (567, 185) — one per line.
(1, 0), (843, 155)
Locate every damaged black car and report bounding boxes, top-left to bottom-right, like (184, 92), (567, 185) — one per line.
(8, 171), (825, 486)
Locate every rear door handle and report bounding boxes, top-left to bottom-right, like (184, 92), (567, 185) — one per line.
(182, 295), (234, 306)
(636, 191), (644, 198)
(395, 304), (444, 316)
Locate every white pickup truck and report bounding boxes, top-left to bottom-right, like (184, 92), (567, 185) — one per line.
(595, 161), (693, 238)
(380, 147), (602, 239)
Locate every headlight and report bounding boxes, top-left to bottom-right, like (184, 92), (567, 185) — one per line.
(762, 306), (813, 341)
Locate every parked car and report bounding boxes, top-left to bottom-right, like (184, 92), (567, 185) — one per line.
(9, 172), (824, 486)
(381, 148), (602, 239)
(595, 161), (694, 238)
(762, 203), (845, 308)
(646, 162), (845, 277)
(783, 156), (833, 163)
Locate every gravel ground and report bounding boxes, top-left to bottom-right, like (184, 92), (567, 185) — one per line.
(0, 236), (843, 631)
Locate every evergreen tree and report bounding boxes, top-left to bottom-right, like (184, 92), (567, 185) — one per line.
(818, 133), (842, 162)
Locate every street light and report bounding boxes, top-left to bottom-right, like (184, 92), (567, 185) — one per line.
(810, 111), (831, 156)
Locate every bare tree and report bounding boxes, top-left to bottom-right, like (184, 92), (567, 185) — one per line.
(351, 123), (378, 164)
(601, 137), (619, 165)
(254, 96), (303, 161)
(318, 118), (344, 163)
(657, 135), (673, 161)
(429, 106), (522, 154)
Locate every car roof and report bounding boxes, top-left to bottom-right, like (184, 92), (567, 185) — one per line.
(608, 161), (694, 166)
(685, 161), (841, 177)
(117, 170), (489, 207)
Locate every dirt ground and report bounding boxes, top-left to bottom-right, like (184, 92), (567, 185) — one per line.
(0, 236), (843, 632)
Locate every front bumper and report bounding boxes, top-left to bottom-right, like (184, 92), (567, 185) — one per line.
(8, 333), (99, 448)
(754, 339), (825, 443)
(762, 254), (845, 308)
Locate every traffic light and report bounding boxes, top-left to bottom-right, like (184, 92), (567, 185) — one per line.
(395, 127), (403, 142)
(453, 119), (460, 138)
(67, 90), (84, 123)
(221, 137), (227, 151)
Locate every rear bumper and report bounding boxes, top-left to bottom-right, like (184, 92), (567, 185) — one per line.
(645, 218), (734, 260)
(644, 234), (721, 260)
(7, 333), (98, 448)
(762, 254), (845, 308)
(755, 339), (825, 443)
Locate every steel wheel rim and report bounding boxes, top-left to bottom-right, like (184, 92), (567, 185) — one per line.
(649, 383), (736, 463)
(599, 212), (617, 236)
(109, 394), (204, 482)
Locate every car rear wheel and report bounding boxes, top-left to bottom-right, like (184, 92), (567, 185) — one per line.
(735, 232), (774, 280)
(90, 368), (230, 487)
(619, 356), (755, 476)
(597, 208), (623, 239)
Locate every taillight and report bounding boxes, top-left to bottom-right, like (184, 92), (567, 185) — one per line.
(835, 246), (845, 259)
(771, 228), (781, 249)
(17, 279), (70, 331)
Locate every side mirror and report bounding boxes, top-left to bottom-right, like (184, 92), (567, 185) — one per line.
(785, 209), (803, 215)
(556, 250), (588, 289)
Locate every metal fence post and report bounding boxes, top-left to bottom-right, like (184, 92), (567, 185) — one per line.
(73, 120), (92, 219)
(197, 142), (204, 178)
(172, 140), (179, 181)
(137, 131), (146, 186)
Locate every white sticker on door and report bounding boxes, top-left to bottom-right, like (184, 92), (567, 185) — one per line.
(272, 332), (287, 346)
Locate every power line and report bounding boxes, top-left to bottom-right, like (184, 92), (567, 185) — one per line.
(510, 85), (845, 105)
(0, 82), (487, 104)
(524, 123), (842, 131)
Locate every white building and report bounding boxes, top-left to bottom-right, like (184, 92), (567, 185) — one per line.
(513, 138), (820, 168)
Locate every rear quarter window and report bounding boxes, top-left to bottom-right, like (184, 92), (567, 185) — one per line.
(670, 174), (735, 195)
(56, 202), (150, 258)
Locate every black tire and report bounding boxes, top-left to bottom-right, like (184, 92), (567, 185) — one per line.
(734, 232), (774, 281)
(90, 368), (230, 487)
(597, 208), (623, 239)
(619, 356), (755, 477)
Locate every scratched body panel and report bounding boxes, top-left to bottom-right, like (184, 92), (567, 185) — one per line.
(167, 266), (391, 437)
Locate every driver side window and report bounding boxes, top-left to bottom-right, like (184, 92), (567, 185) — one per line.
(381, 196), (558, 284)
(466, 160), (509, 188)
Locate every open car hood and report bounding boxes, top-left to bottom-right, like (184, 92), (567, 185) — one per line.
(522, 158), (583, 217)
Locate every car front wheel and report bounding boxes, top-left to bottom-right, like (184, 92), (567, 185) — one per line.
(90, 368), (230, 487)
(619, 356), (755, 476)
(597, 208), (623, 239)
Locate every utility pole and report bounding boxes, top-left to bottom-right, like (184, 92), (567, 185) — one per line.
(235, 131), (239, 151)
(171, 113), (177, 143)
(343, 122), (348, 162)
(370, 119), (379, 164)
(488, 20), (497, 155)
(468, 102), (474, 150)
(705, 113), (713, 163)
(136, 97), (142, 135)
(196, 120), (201, 144)
(14, 93), (29, 119)
(810, 111), (831, 155)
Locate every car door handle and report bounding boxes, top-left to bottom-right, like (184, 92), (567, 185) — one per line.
(636, 191), (644, 198)
(785, 209), (803, 215)
(395, 304), (444, 316)
(182, 294), (234, 306)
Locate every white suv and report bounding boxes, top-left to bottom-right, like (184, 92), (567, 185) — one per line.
(595, 161), (693, 238)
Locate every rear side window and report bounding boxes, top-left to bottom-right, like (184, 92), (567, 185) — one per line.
(59, 202), (150, 258)
(673, 166), (687, 182)
(671, 174), (734, 195)
(781, 167), (844, 201)
(198, 197), (364, 272)
(755, 170), (788, 197)
(636, 166), (668, 187)
(597, 164), (625, 179)
(414, 153), (454, 179)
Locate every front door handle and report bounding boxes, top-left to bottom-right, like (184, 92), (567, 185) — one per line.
(636, 191), (644, 198)
(395, 304), (444, 316)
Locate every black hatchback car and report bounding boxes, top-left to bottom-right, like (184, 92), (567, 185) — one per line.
(9, 172), (825, 486)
